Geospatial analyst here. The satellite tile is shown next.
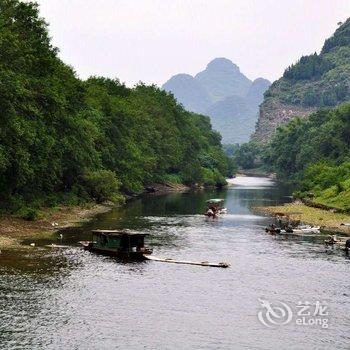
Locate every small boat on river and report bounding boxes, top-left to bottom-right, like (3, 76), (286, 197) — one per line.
(80, 230), (229, 268)
(205, 199), (228, 218)
(265, 225), (281, 234)
(283, 225), (320, 234)
(265, 224), (320, 235)
(79, 230), (152, 259)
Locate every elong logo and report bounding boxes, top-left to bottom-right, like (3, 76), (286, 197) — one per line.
(257, 298), (293, 327)
(257, 298), (329, 328)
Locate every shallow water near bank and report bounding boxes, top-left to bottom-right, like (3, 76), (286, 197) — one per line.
(0, 177), (349, 349)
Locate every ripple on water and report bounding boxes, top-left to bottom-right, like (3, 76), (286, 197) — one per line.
(0, 176), (349, 349)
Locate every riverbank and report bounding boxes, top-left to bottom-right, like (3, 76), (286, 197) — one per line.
(145, 182), (189, 195)
(0, 203), (113, 250)
(256, 202), (350, 236)
(0, 182), (192, 250)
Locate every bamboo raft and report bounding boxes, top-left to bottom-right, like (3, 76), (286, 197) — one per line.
(143, 254), (230, 268)
(275, 232), (326, 239)
(44, 244), (69, 248)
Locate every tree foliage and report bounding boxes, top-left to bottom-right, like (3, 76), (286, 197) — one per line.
(0, 0), (228, 211)
(283, 53), (334, 81)
(234, 142), (261, 169)
(322, 18), (350, 54)
(263, 103), (350, 210)
(264, 104), (350, 178)
(263, 18), (350, 110)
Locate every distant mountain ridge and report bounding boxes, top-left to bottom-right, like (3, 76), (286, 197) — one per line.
(162, 74), (211, 114)
(206, 95), (256, 144)
(162, 58), (270, 144)
(195, 58), (252, 101)
(252, 18), (350, 143)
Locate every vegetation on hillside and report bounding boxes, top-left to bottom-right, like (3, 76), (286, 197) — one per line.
(0, 0), (228, 215)
(283, 53), (335, 81)
(248, 16), (350, 206)
(236, 102), (350, 210)
(236, 19), (350, 210)
(263, 103), (350, 211)
(263, 104), (350, 177)
(264, 19), (350, 109)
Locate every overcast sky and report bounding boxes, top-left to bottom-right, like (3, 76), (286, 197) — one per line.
(34, 0), (350, 86)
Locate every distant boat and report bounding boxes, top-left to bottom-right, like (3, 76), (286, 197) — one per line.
(206, 198), (225, 204)
(265, 225), (320, 235)
(79, 230), (152, 260)
(205, 199), (228, 217)
(288, 226), (320, 234)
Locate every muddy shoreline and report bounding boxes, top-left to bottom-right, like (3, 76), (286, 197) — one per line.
(0, 203), (114, 249)
(0, 182), (191, 250)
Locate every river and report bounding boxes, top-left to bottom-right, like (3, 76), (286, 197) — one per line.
(0, 176), (349, 349)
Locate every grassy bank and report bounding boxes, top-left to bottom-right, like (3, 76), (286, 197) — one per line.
(257, 202), (350, 236)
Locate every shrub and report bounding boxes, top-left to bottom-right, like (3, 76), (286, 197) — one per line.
(202, 168), (227, 187)
(83, 170), (124, 204)
(162, 174), (182, 184)
(202, 168), (216, 187)
(19, 208), (42, 221)
(180, 160), (204, 185)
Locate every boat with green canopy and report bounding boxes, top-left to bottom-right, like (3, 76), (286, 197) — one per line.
(206, 198), (225, 204)
(79, 230), (152, 259)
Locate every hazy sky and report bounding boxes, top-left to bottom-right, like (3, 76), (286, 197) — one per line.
(34, 0), (350, 86)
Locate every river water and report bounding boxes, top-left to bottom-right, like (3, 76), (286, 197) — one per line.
(0, 177), (349, 349)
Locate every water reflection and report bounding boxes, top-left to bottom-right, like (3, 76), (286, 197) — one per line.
(0, 177), (349, 350)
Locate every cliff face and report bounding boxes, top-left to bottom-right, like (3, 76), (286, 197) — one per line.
(162, 58), (270, 144)
(254, 100), (317, 143)
(253, 18), (350, 143)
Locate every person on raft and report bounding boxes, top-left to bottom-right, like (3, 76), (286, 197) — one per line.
(205, 205), (218, 219)
(325, 235), (338, 245)
(330, 235), (338, 243)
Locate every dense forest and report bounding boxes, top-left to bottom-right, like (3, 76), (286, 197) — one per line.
(244, 17), (350, 211)
(264, 103), (350, 211)
(0, 0), (228, 216)
(283, 53), (335, 81)
(281, 52), (347, 107)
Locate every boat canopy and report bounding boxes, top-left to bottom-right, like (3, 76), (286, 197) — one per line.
(92, 229), (149, 237)
(206, 198), (225, 204)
